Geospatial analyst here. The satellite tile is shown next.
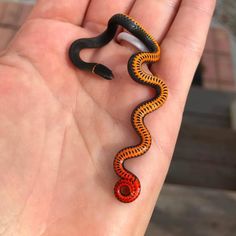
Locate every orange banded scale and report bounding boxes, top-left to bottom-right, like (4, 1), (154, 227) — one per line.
(69, 13), (168, 203)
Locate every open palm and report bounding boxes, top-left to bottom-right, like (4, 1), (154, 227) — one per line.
(0, 0), (215, 235)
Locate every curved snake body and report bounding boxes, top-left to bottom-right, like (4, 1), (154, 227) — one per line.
(69, 14), (168, 203)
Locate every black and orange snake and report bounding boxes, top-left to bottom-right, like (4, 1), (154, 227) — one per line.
(69, 13), (168, 203)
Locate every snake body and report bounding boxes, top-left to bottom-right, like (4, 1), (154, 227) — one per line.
(69, 13), (168, 203)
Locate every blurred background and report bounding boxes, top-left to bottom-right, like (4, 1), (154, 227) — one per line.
(0, 0), (236, 235)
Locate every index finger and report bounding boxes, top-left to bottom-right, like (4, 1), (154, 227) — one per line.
(153, 0), (216, 103)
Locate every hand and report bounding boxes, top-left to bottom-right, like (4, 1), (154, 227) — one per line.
(0, 0), (215, 235)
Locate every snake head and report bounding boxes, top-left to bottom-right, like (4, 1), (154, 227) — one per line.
(93, 64), (114, 80)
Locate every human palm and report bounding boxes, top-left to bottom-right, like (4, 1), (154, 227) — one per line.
(0, 0), (215, 235)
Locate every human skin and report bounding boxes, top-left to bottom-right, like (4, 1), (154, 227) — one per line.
(0, 0), (215, 235)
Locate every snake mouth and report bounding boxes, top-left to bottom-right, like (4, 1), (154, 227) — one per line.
(114, 178), (141, 203)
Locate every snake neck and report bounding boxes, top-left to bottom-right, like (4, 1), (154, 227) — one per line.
(69, 13), (161, 80)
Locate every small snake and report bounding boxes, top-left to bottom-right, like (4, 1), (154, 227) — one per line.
(69, 13), (168, 203)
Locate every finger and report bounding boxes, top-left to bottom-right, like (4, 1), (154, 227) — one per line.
(153, 0), (216, 102)
(83, 0), (135, 31)
(129, 0), (181, 42)
(28, 0), (90, 25)
(147, 0), (215, 160)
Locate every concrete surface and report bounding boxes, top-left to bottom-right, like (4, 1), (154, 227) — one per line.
(146, 184), (236, 236)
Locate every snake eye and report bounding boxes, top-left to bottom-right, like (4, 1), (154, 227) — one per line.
(93, 64), (114, 80)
